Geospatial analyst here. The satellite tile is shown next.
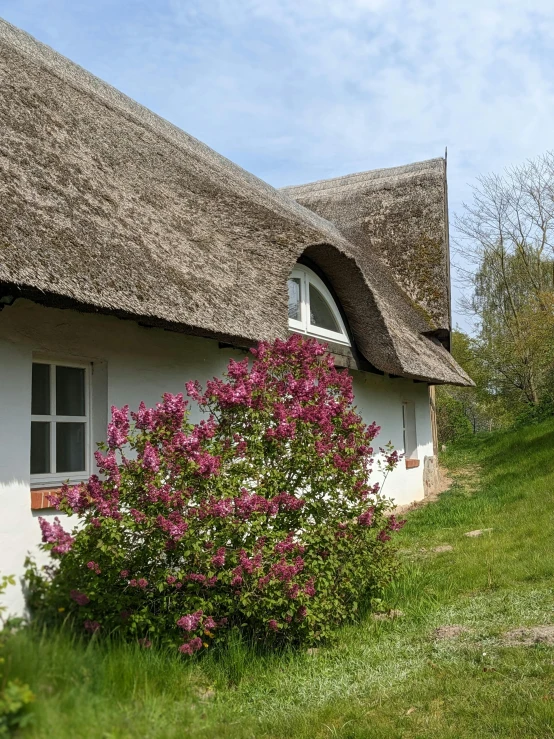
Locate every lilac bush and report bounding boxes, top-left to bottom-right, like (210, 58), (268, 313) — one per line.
(26, 335), (404, 653)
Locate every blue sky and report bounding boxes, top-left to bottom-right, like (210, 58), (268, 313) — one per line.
(3, 0), (554, 330)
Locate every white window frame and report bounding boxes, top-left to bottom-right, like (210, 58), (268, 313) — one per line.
(402, 401), (418, 460)
(288, 265), (350, 346)
(30, 359), (92, 488)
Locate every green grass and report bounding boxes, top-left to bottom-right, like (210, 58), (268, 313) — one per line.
(4, 419), (554, 737)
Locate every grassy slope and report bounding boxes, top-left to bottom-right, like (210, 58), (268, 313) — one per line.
(4, 419), (554, 738)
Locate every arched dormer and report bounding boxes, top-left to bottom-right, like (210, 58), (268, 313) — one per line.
(287, 264), (350, 346)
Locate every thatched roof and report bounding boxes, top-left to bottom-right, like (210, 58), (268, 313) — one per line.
(0, 18), (472, 387)
(281, 159), (451, 334)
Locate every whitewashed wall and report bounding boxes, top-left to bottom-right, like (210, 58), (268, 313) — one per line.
(352, 372), (433, 504)
(0, 300), (432, 616)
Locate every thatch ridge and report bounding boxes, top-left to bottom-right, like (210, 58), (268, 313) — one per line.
(0, 17), (471, 386)
(282, 158), (445, 195)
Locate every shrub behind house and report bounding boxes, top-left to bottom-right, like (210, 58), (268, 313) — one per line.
(27, 335), (404, 653)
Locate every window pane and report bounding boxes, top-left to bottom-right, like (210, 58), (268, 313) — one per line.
(32, 363), (51, 415)
(309, 283), (342, 333)
(31, 422), (51, 474)
(288, 278), (301, 321)
(56, 366), (85, 416)
(56, 423), (86, 473)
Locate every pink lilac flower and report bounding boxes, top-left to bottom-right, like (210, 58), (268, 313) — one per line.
(273, 492), (305, 512)
(84, 620), (100, 633)
(189, 636), (203, 650)
(70, 589), (90, 606)
(227, 357), (249, 380)
(304, 578), (316, 598)
(87, 561), (101, 574)
(166, 575), (176, 585)
(196, 417), (218, 440)
(93, 451), (121, 491)
(38, 517), (75, 555)
(179, 636), (203, 655)
(138, 638), (152, 648)
(131, 401), (155, 431)
(287, 583), (300, 599)
(193, 451), (221, 478)
(120, 570), (129, 578)
(257, 574), (271, 589)
(157, 512), (188, 541)
(137, 578), (148, 588)
(142, 442), (160, 473)
(129, 579), (138, 587)
(211, 548), (226, 568)
(56, 483), (87, 513)
(151, 393), (188, 432)
(204, 616), (217, 630)
(387, 515), (406, 532)
(231, 573), (243, 587)
(130, 509), (147, 524)
(177, 610), (203, 632)
(358, 507), (375, 527)
(378, 530), (391, 542)
(232, 490), (279, 519)
(185, 380), (202, 402)
(107, 405), (129, 448)
(209, 498), (233, 518)
(270, 556), (304, 583)
(235, 439), (247, 456)
(238, 549), (262, 575)
(297, 605), (307, 620)
(268, 619), (279, 632)
(274, 533), (297, 555)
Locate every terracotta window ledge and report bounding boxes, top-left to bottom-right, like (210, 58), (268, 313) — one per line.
(405, 458), (420, 469)
(31, 488), (62, 511)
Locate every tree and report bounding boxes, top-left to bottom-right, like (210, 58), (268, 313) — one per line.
(436, 330), (510, 441)
(454, 152), (554, 417)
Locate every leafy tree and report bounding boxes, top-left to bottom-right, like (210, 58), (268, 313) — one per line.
(451, 151), (554, 427)
(436, 330), (513, 441)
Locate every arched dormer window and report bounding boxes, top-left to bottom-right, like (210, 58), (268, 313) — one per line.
(288, 264), (350, 346)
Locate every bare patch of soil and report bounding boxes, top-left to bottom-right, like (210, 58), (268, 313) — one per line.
(433, 545), (454, 553)
(464, 528), (493, 538)
(453, 465), (481, 495)
(502, 626), (554, 646)
(373, 609), (405, 621)
(433, 625), (471, 640)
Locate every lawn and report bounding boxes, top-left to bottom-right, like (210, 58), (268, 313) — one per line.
(3, 418), (554, 738)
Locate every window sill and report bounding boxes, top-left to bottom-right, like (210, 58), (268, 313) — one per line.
(405, 459), (420, 469)
(31, 488), (62, 511)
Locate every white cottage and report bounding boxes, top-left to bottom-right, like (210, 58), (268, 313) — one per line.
(0, 18), (472, 615)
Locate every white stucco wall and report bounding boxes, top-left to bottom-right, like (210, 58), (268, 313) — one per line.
(0, 300), (433, 616)
(351, 372), (433, 505)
